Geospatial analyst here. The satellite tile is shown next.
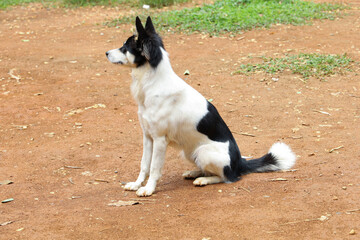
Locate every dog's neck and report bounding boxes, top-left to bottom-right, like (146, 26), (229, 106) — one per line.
(130, 48), (174, 105)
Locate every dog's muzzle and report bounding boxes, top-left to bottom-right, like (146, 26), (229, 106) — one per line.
(106, 49), (127, 65)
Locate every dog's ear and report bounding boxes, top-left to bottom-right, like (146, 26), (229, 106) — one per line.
(145, 16), (156, 34)
(136, 16), (146, 38)
(142, 44), (151, 61)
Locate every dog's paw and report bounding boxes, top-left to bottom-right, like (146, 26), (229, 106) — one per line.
(182, 170), (203, 179)
(124, 182), (141, 191)
(193, 177), (214, 186)
(193, 177), (209, 186)
(193, 176), (223, 186)
(136, 186), (155, 197)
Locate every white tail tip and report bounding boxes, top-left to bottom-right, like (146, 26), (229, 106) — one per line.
(269, 142), (296, 170)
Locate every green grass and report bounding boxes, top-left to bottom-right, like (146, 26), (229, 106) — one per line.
(0, 0), (187, 9)
(139, 0), (189, 8)
(61, 0), (137, 7)
(0, 0), (43, 9)
(234, 53), (354, 80)
(0, 0), (138, 8)
(109, 0), (346, 34)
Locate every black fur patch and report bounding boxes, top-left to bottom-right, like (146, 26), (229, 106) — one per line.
(140, 34), (164, 68)
(196, 101), (248, 181)
(120, 35), (147, 67)
(196, 101), (283, 179)
(117, 17), (165, 68)
(246, 153), (277, 172)
(135, 16), (165, 68)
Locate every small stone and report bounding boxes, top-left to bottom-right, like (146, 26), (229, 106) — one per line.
(349, 229), (356, 235)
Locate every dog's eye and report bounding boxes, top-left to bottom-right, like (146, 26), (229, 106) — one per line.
(120, 47), (127, 54)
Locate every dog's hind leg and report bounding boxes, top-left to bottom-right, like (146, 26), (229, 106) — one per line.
(136, 136), (168, 197)
(182, 170), (203, 179)
(190, 142), (229, 186)
(124, 134), (153, 191)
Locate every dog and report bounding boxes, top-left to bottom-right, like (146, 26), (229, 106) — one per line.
(106, 16), (296, 197)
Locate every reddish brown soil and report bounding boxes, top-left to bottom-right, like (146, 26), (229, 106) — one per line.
(1, 1), (360, 239)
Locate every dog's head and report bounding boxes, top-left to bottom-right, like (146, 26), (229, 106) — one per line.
(106, 16), (164, 68)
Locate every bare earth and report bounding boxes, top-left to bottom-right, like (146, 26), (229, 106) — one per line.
(1, 1), (360, 239)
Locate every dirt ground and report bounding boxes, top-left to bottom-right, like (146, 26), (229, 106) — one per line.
(1, 0), (360, 239)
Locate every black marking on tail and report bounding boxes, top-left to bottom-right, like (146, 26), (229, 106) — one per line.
(245, 153), (277, 173)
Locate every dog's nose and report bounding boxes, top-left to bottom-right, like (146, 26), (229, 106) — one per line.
(105, 52), (109, 56)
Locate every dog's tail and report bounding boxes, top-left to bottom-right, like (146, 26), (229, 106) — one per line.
(245, 142), (296, 173)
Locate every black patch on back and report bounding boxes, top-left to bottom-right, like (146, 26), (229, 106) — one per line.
(196, 101), (233, 142)
(196, 101), (248, 181)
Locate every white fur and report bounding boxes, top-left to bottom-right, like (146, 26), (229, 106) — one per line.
(268, 142), (297, 170)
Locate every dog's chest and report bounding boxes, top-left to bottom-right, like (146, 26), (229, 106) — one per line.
(138, 93), (178, 131)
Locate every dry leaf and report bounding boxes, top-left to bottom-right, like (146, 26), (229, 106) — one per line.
(108, 200), (140, 207)
(313, 110), (331, 115)
(0, 180), (13, 185)
(269, 178), (288, 182)
(329, 146), (344, 153)
(2, 198), (14, 203)
(0, 221), (14, 226)
(64, 166), (83, 169)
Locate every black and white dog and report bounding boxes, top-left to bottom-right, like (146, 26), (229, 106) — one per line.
(106, 16), (296, 197)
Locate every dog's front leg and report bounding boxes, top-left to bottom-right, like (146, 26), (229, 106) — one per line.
(136, 136), (168, 197)
(124, 134), (153, 191)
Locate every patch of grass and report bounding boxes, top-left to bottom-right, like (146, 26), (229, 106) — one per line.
(139, 0), (189, 8)
(61, 0), (189, 8)
(0, 0), (185, 9)
(108, 0), (346, 34)
(234, 53), (354, 80)
(0, 0), (44, 9)
(61, 0), (136, 7)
